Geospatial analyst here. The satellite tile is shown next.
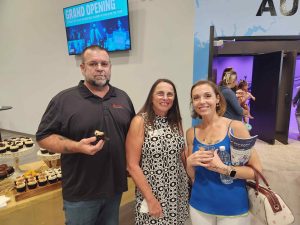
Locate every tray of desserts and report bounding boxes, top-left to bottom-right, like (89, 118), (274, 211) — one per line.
(37, 148), (61, 161)
(14, 168), (62, 201)
(0, 137), (35, 158)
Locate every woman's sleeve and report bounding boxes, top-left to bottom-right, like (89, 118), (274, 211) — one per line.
(226, 90), (244, 116)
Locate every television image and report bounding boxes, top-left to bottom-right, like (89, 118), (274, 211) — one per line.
(63, 0), (131, 55)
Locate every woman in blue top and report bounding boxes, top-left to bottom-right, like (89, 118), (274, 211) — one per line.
(186, 80), (262, 225)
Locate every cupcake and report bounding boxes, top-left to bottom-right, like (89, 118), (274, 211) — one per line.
(45, 169), (54, 176)
(54, 168), (61, 174)
(48, 174), (57, 184)
(24, 169), (38, 181)
(9, 144), (19, 153)
(16, 141), (24, 149)
(0, 143), (7, 154)
(95, 130), (106, 142)
(38, 176), (48, 186)
(16, 181), (26, 192)
(27, 179), (37, 189)
(24, 139), (34, 147)
(39, 171), (47, 177)
(40, 148), (48, 154)
(15, 176), (26, 184)
(24, 174), (34, 181)
(56, 173), (62, 181)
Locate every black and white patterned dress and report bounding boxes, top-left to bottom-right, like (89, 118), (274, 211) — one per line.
(135, 114), (189, 225)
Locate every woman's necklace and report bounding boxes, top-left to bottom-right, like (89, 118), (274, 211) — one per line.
(200, 125), (220, 145)
(202, 136), (220, 145)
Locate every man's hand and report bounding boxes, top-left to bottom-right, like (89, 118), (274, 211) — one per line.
(76, 137), (105, 155)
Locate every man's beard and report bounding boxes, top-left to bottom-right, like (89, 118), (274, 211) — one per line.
(89, 79), (110, 89)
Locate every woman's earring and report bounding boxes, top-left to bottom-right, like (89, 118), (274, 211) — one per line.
(216, 103), (220, 111)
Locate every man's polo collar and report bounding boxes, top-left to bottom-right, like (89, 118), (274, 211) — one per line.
(78, 80), (116, 98)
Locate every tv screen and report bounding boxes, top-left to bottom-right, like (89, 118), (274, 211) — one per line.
(63, 0), (131, 55)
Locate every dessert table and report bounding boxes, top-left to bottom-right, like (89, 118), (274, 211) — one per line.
(0, 161), (64, 225)
(0, 161), (135, 225)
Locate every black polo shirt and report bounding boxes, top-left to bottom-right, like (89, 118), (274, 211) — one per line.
(36, 81), (135, 201)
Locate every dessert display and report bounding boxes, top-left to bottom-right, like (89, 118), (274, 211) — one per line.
(37, 148), (61, 168)
(0, 137), (35, 176)
(38, 148), (58, 155)
(13, 167), (62, 201)
(0, 164), (15, 179)
(0, 137), (34, 154)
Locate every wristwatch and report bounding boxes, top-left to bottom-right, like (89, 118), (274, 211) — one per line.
(227, 166), (237, 178)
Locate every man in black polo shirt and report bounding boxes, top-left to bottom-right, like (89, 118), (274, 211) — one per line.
(36, 45), (135, 225)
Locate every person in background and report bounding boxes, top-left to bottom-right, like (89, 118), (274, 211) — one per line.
(36, 45), (135, 225)
(83, 28), (91, 47)
(236, 80), (256, 123)
(126, 79), (189, 225)
(90, 23), (102, 46)
(219, 70), (247, 121)
(117, 19), (125, 31)
(219, 67), (237, 93)
(186, 80), (262, 225)
(292, 87), (300, 140)
(220, 67), (233, 81)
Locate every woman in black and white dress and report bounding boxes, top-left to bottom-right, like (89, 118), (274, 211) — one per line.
(126, 79), (189, 225)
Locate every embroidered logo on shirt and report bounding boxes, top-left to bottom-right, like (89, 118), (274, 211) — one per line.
(111, 103), (124, 109)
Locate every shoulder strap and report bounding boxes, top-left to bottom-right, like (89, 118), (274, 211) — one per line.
(247, 165), (270, 188)
(227, 120), (233, 133)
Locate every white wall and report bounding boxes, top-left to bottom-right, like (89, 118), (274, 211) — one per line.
(0, 0), (194, 135)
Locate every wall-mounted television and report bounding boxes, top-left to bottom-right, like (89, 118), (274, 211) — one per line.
(63, 0), (131, 55)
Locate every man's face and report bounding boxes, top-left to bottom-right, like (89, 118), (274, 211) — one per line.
(80, 49), (111, 89)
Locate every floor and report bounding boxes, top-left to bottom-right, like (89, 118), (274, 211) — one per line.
(289, 131), (300, 141)
(1, 129), (299, 225)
